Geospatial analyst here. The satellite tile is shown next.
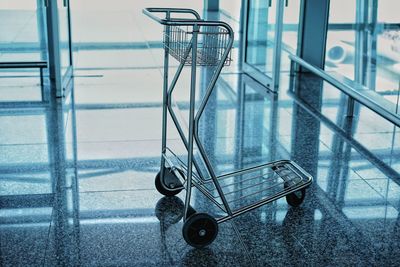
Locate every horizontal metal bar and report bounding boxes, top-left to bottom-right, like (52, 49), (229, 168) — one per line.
(226, 175), (300, 203)
(223, 175), (280, 198)
(216, 159), (289, 180)
(0, 61), (48, 68)
(218, 170), (275, 189)
(289, 55), (400, 127)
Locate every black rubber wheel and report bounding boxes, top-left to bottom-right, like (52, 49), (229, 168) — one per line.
(284, 183), (306, 207)
(182, 213), (218, 248)
(155, 168), (184, 197)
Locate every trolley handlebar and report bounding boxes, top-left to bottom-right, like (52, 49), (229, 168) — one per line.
(143, 7), (234, 37)
(143, 7), (201, 20)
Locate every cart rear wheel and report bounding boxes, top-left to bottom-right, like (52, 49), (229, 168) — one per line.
(284, 184), (306, 207)
(182, 213), (218, 248)
(155, 168), (184, 196)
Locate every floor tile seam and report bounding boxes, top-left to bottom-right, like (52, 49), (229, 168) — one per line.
(72, 67), (161, 73)
(337, 162), (397, 201)
(317, 137), (361, 166)
(278, 92), (396, 138)
(317, 128), (399, 179)
(0, 142), (50, 147)
(0, 75), (42, 80)
(73, 83), (163, 88)
(358, 176), (400, 212)
(72, 65), (166, 70)
(340, 168), (400, 215)
(79, 188), (154, 194)
(41, 207), (54, 267)
(75, 138), (180, 144)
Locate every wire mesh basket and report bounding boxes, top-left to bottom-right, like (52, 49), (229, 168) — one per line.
(163, 25), (232, 66)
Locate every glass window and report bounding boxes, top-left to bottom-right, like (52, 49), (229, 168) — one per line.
(325, 0), (400, 114)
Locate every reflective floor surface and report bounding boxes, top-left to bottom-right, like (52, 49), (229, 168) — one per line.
(1, 2), (400, 267)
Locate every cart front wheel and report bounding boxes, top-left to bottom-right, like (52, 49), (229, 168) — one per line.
(155, 168), (184, 196)
(285, 184), (306, 207)
(182, 213), (218, 248)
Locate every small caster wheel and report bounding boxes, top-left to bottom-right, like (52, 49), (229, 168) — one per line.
(284, 183), (306, 207)
(182, 213), (218, 248)
(155, 168), (184, 197)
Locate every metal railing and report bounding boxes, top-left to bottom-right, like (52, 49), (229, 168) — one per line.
(289, 54), (400, 127)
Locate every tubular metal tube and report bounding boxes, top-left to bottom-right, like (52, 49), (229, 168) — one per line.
(144, 7), (201, 20)
(160, 12), (171, 183)
(143, 8), (233, 38)
(193, 132), (234, 216)
(144, 6), (235, 219)
(183, 26), (199, 221)
(347, 97), (355, 117)
(164, 38), (209, 182)
(167, 104), (208, 181)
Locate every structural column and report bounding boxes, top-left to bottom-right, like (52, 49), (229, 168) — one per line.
(45, 0), (63, 97)
(299, 0), (330, 69)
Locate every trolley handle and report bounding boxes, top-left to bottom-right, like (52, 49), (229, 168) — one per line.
(143, 7), (234, 37)
(143, 7), (201, 20)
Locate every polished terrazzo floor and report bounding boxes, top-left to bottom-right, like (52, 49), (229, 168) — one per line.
(1, 2), (400, 267)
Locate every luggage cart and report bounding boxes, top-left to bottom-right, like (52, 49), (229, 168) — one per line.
(143, 7), (313, 248)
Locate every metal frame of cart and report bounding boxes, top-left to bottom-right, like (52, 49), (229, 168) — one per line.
(143, 7), (313, 248)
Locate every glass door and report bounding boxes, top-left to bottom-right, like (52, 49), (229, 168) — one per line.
(243, 0), (284, 91)
(46, 0), (73, 97)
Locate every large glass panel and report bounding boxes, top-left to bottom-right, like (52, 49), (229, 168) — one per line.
(375, 0), (400, 113)
(0, 0), (47, 102)
(280, 0), (301, 72)
(281, 1), (300, 53)
(245, 0), (277, 78)
(0, 1), (47, 62)
(325, 0), (357, 80)
(326, 0), (400, 114)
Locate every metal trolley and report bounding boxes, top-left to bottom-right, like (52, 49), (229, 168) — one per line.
(143, 7), (313, 248)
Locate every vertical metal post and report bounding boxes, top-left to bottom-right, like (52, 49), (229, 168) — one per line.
(160, 12), (171, 181)
(66, 0), (73, 67)
(204, 0), (219, 12)
(45, 0), (63, 97)
(346, 97), (355, 117)
(366, 0), (378, 91)
(40, 67), (45, 101)
(272, 0), (285, 91)
(184, 24), (199, 221)
(36, 0), (47, 61)
(40, 68), (44, 86)
(238, 0), (246, 71)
